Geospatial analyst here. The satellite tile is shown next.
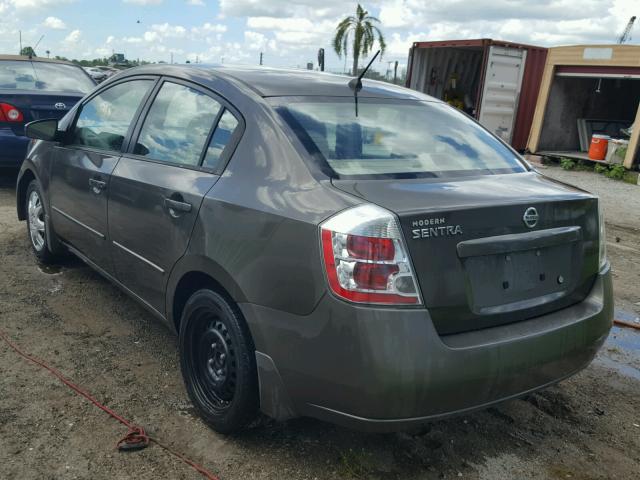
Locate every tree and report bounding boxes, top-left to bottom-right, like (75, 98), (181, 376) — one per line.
(332, 4), (386, 76)
(20, 46), (36, 57)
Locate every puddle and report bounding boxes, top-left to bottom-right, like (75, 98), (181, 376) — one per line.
(596, 356), (640, 381)
(595, 323), (640, 381)
(608, 326), (640, 354)
(37, 264), (63, 275)
(615, 309), (640, 325)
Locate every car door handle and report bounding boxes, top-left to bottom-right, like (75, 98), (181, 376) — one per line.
(89, 178), (107, 194)
(164, 197), (192, 217)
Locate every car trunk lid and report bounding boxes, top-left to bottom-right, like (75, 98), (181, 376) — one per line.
(332, 172), (599, 335)
(0, 90), (82, 135)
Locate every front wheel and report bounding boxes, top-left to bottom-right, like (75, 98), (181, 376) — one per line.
(179, 289), (259, 434)
(25, 179), (63, 264)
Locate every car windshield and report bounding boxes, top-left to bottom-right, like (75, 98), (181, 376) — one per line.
(0, 60), (95, 93)
(276, 98), (526, 179)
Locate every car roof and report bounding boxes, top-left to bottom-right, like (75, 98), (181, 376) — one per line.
(119, 64), (436, 101)
(0, 54), (80, 68)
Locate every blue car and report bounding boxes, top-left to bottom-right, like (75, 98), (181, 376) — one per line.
(0, 55), (95, 168)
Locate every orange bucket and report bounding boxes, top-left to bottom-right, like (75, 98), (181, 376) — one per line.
(588, 134), (610, 160)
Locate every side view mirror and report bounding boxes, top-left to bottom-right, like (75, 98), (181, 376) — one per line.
(25, 119), (60, 141)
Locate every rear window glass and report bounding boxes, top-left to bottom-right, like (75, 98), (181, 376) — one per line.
(276, 99), (526, 179)
(0, 60), (94, 93)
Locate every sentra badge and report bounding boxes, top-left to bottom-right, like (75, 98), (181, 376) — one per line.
(411, 217), (463, 239)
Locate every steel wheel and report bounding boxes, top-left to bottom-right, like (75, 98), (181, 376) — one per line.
(27, 190), (45, 252)
(179, 289), (258, 433)
(191, 312), (238, 410)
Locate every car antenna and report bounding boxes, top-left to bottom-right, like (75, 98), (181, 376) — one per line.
(348, 49), (380, 117)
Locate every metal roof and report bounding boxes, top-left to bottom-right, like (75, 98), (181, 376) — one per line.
(411, 38), (546, 52)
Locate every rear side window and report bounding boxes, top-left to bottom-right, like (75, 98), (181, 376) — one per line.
(202, 110), (239, 169)
(276, 99), (526, 179)
(0, 60), (95, 93)
(133, 82), (222, 166)
(69, 80), (153, 152)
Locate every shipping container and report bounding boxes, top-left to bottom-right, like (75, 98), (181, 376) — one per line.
(527, 44), (640, 169)
(406, 39), (548, 151)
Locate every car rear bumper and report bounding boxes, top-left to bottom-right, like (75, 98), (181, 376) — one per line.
(241, 265), (613, 432)
(0, 128), (29, 167)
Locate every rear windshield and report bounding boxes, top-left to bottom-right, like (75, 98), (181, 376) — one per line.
(276, 98), (526, 179)
(0, 60), (95, 93)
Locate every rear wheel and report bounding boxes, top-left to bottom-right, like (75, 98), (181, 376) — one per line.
(179, 289), (259, 434)
(25, 180), (63, 264)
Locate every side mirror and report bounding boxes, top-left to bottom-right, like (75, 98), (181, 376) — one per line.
(25, 119), (60, 141)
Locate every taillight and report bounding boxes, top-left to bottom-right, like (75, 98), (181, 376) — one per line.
(0, 103), (24, 122)
(320, 204), (422, 305)
(598, 198), (607, 270)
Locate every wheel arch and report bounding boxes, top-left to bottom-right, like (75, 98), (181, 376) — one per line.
(167, 255), (298, 422)
(16, 166), (38, 221)
(167, 254), (248, 333)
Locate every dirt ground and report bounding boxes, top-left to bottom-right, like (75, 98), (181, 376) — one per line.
(1, 166), (639, 480)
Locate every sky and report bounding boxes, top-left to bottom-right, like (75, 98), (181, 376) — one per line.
(0, 0), (637, 74)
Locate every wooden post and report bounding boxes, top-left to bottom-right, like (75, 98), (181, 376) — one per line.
(623, 102), (640, 169)
(526, 53), (556, 153)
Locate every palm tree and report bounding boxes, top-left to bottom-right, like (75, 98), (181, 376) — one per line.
(333, 4), (386, 76)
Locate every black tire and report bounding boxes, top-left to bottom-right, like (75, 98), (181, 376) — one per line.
(179, 289), (259, 434)
(25, 179), (64, 264)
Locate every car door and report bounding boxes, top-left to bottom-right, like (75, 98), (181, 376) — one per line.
(108, 78), (242, 314)
(49, 77), (157, 273)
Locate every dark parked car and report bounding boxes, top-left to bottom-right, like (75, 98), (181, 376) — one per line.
(16, 65), (613, 433)
(0, 55), (95, 169)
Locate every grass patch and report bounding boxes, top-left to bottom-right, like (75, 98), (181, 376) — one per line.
(560, 158), (576, 170)
(560, 158), (594, 171)
(337, 448), (375, 478)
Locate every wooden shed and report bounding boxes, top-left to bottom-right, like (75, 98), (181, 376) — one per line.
(527, 44), (640, 168)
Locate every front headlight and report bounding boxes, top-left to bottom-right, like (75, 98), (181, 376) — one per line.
(598, 199), (607, 270)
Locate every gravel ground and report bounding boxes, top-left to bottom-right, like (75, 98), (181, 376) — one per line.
(1, 167), (639, 480)
(536, 162), (640, 316)
(534, 161), (640, 231)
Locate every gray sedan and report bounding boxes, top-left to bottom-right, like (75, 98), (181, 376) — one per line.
(16, 65), (613, 433)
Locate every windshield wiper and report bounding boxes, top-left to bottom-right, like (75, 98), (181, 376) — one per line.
(348, 50), (380, 117)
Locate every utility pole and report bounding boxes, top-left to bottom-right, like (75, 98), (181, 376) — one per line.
(393, 61), (398, 84)
(259, 52), (263, 65)
(19, 30), (22, 55)
(170, 52), (173, 64)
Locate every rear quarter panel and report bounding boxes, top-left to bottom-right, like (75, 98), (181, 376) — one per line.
(168, 97), (360, 321)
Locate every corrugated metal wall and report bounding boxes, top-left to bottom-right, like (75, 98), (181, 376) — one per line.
(512, 48), (548, 151)
(406, 39), (548, 151)
(408, 47), (484, 105)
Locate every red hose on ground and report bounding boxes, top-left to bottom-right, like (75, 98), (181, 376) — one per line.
(614, 319), (640, 331)
(0, 329), (220, 480)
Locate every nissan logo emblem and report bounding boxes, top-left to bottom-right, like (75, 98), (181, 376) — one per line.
(523, 207), (539, 228)
(54, 102), (66, 110)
